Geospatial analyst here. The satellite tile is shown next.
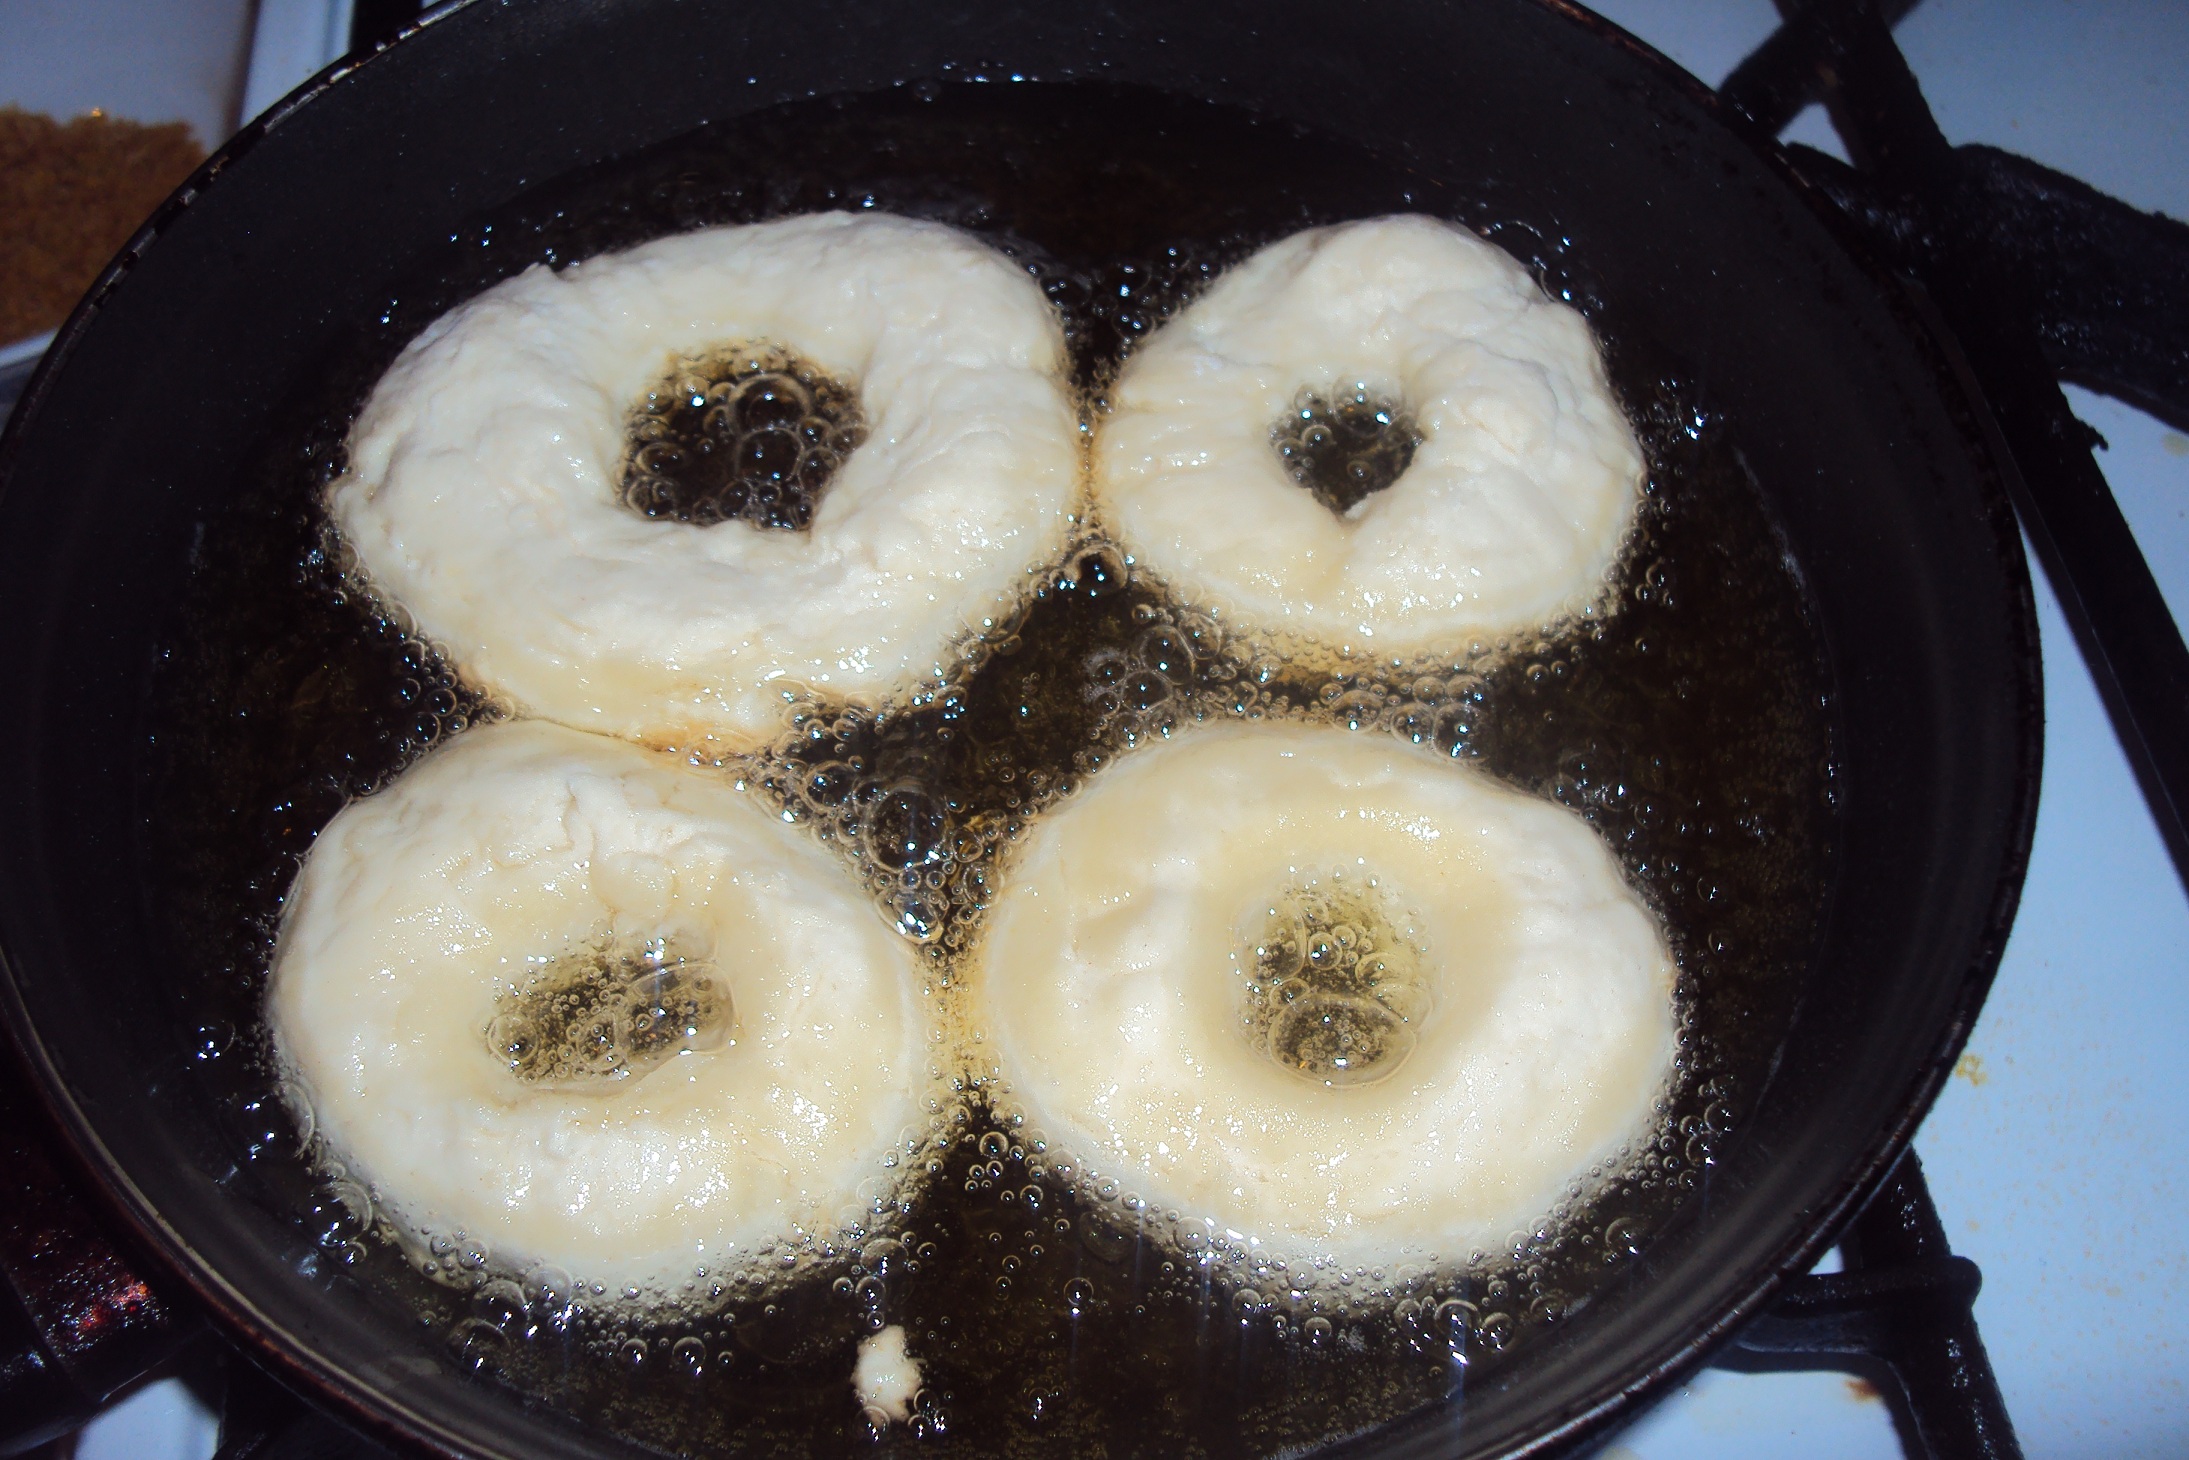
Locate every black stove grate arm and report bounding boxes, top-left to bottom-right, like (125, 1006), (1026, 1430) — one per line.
(1716, 0), (1919, 136)
(1724, 1151), (2022, 1460)
(1792, 142), (2189, 442)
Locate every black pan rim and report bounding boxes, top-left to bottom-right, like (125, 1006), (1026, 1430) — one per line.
(1423, 5), (2045, 1455)
(0, 1), (2045, 1455)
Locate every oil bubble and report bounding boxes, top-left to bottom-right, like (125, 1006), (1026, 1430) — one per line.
(891, 891), (946, 943)
(488, 936), (727, 1089)
(1237, 875), (1431, 1085)
(191, 1021), (236, 1062)
(1065, 542), (1128, 597)
(866, 787), (949, 870)
(1268, 992), (1415, 1086)
(1433, 1298), (1479, 1347)
(1271, 384), (1422, 516)
(447, 1317), (508, 1372)
(525, 1264), (575, 1321)
(620, 345), (863, 531)
(1136, 626), (1195, 679)
(474, 1279), (528, 1334)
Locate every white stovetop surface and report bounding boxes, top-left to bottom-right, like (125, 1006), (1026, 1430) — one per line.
(6, 2), (2184, 1456)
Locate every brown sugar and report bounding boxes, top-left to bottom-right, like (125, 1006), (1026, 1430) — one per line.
(0, 106), (205, 347)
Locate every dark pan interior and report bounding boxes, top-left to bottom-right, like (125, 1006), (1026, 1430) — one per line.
(0, 1), (2037, 1456)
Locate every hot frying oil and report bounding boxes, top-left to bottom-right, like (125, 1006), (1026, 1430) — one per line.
(148, 82), (1836, 1458)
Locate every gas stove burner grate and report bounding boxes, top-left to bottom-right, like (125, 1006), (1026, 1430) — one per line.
(1691, 1), (2189, 1457)
(1724, 0), (2189, 899)
(1713, 1152), (2016, 1460)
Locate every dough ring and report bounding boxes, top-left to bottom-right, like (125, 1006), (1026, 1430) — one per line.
(974, 722), (1675, 1265)
(269, 720), (931, 1292)
(1094, 215), (1644, 656)
(330, 211), (1080, 754)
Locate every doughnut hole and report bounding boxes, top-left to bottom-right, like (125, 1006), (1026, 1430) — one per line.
(1237, 876), (1433, 1087)
(1269, 383), (1423, 517)
(621, 344), (867, 531)
(485, 934), (731, 1090)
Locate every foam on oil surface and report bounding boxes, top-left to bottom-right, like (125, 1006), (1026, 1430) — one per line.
(620, 342), (867, 531)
